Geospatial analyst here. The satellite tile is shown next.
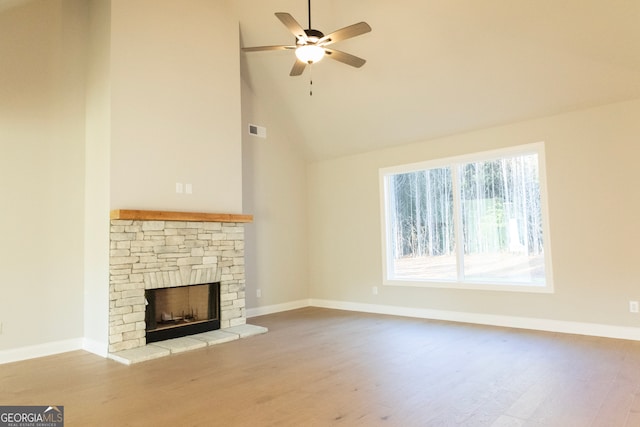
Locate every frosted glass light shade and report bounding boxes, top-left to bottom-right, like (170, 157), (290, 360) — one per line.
(295, 45), (325, 64)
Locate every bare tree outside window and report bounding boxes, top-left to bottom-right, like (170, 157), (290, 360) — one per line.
(381, 143), (552, 290)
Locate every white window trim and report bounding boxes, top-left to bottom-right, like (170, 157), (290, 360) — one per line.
(379, 142), (554, 293)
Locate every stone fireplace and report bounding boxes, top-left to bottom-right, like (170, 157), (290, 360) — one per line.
(109, 210), (252, 354)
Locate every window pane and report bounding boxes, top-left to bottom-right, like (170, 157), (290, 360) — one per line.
(459, 154), (545, 284)
(388, 167), (456, 280)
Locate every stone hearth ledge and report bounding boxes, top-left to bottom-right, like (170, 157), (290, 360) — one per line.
(108, 324), (268, 365)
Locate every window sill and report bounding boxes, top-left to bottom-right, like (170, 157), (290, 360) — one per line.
(383, 278), (554, 294)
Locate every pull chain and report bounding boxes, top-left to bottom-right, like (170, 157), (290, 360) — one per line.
(308, 0), (314, 96)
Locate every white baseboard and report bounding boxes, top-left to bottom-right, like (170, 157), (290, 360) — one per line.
(0, 338), (83, 365)
(4, 300), (639, 365)
(246, 299), (311, 318)
(309, 299), (640, 341)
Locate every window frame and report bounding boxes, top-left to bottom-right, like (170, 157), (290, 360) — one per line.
(379, 142), (554, 293)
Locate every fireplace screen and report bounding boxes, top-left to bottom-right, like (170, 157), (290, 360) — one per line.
(145, 282), (220, 343)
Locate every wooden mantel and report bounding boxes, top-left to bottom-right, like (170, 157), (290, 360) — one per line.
(110, 209), (253, 223)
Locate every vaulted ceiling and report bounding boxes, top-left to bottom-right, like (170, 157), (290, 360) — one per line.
(238, 0), (640, 160)
(2, 0), (638, 161)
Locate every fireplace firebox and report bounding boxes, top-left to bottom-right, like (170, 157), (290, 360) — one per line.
(145, 282), (220, 343)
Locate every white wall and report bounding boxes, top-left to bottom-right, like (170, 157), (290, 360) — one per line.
(0, 0), (87, 352)
(308, 99), (640, 329)
(109, 0), (243, 213)
(241, 79), (309, 313)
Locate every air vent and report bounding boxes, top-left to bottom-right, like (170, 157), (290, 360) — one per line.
(248, 124), (267, 138)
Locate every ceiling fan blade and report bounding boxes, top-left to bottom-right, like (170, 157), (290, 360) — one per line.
(290, 59), (307, 76)
(324, 48), (366, 68)
(242, 45), (296, 52)
(317, 22), (371, 46)
(275, 12), (307, 43)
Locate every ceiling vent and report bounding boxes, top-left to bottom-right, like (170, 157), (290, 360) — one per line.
(248, 124), (267, 138)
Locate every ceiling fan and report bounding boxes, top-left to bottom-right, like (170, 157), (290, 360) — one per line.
(242, 0), (372, 77)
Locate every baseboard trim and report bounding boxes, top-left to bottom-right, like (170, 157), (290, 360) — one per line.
(309, 299), (640, 341)
(246, 299), (311, 318)
(5, 300), (639, 364)
(0, 338), (83, 365)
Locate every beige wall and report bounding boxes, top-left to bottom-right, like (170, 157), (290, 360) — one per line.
(109, 0), (242, 213)
(308, 98), (640, 328)
(241, 79), (309, 311)
(0, 0), (87, 350)
(1, 0), (245, 358)
(83, 0), (111, 354)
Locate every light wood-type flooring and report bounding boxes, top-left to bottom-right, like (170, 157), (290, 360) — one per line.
(2, 307), (640, 426)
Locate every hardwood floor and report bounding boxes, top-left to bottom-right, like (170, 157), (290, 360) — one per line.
(2, 307), (640, 426)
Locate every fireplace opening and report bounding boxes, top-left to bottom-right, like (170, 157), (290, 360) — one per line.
(145, 282), (220, 344)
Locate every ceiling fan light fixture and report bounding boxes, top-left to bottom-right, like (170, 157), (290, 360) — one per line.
(295, 44), (325, 64)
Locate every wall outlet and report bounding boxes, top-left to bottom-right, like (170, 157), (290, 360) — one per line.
(256, 289), (262, 298)
(372, 286), (378, 295)
(248, 124), (267, 138)
(630, 301), (639, 313)
(185, 183), (193, 194)
(175, 182), (183, 194)
(0, 322), (3, 334)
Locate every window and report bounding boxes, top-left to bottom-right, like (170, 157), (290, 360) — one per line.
(380, 142), (553, 292)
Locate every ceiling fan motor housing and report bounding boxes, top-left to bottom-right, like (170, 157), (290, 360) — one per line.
(301, 28), (324, 44)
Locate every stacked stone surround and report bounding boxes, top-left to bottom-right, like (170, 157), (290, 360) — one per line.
(109, 219), (246, 353)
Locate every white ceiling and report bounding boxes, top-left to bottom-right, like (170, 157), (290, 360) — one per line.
(238, 0), (640, 160)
